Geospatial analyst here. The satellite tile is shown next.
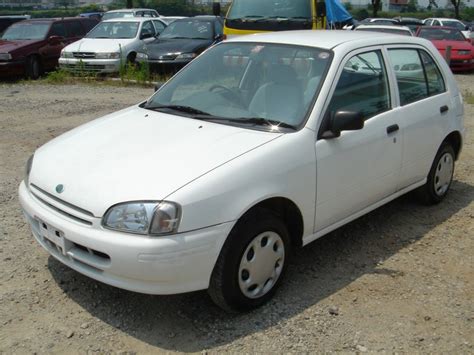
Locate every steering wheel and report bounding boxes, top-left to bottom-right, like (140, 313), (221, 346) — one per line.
(209, 85), (245, 107)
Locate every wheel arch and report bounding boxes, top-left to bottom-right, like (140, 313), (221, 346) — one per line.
(236, 197), (305, 248)
(442, 130), (462, 160)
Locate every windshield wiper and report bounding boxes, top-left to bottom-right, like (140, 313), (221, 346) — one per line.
(194, 116), (297, 130)
(145, 104), (212, 116)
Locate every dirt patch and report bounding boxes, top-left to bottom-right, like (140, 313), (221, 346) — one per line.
(0, 76), (473, 353)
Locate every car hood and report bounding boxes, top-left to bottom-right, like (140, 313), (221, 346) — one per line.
(30, 106), (282, 217)
(0, 39), (38, 53)
(146, 38), (212, 58)
(64, 38), (136, 53)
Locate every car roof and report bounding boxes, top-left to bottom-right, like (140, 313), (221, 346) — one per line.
(18, 17), (91, 23)
(105, 8), (157, 13)
(226, 30), (429, 50)
(102, 17), (160, 23)
(420, 26), (461, 30)
(356, 24), (411, 31)
(430, 18), (463, 22)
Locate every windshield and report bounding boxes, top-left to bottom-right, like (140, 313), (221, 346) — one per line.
(159, 20), (213, 39)
(1, 22), (50, 40)
(442, 20), (465, 31)
(145, 42), (332, 131)
(102, 12), (134, 21)
(86, 21), (139, 39)
(418, 27), (465, 41)
(227, 0), (311, 20)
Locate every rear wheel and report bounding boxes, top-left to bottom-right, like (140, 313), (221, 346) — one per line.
(208, 209), (290, 312)
(26, 56), (41, 80)
(417, 143), (455, 204)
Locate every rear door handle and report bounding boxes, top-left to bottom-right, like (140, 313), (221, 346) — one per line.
(440, 105), (449, 113)
(386, 124), (399, 135)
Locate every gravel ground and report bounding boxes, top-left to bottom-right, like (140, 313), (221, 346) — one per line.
(0, 76), (473, 354)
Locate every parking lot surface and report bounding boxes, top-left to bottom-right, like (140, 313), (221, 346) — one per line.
(0, 76), (472, 353)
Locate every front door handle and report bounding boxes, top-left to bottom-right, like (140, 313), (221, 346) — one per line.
(440, 105), (449, 113)
(386, 124), (399, 135)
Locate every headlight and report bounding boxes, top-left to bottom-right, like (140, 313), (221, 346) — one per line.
(458, 50), (471, 55)
(95, 52), (120, 59)
(176, 52), (197, 60)
(0, 53), (12, 61)
(25, 154), (34, 188)
(136, 52), (148, 60)
(60, 51), (73, 58)
(103, 201), (181, 235)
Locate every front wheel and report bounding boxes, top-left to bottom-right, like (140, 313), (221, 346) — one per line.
(417, 143), (455, 204)
(208, 209), (290, 312)
(26, 56), (41, 80)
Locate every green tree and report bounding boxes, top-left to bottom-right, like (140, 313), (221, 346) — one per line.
(450, 0), (461, 19)
(371, 0), (381, 17)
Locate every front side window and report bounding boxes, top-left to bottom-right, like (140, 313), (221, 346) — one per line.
(141, 21), (155, 37)
(145, 42), (332, 130)
(325, 50), (390, 121)
(66, 21), (85, 37)
(153, 20), (166, 34)
(49, 23), (67, 38)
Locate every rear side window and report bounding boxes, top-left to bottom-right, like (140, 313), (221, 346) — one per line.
(419, 50), (446, 96)
(326, 50), (390, 121)
(388, 49), (445, 106)
(49, 22), (67, 37)
(66, 21), (85, 37)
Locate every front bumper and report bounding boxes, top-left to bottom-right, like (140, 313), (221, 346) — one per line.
(0, 59), (25, 77)
(59, 57), (122, 73)
(448, 57), (474, 72)
(137, 58), (191, 72)
(19, 181), (232, 295)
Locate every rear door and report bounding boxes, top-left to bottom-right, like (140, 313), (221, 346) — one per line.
(42, 21), (67, 69)
(385, 46), (452, 189)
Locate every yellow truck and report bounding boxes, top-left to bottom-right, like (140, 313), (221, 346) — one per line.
(223, 0), (327, 37)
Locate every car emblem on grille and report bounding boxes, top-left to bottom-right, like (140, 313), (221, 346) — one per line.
(56, 184), (64, 193)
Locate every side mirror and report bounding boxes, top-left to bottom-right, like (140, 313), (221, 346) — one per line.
(214, 34), (224, 42)
(48, 35), (63, 45)
(322, 110), (364, 139)
(140, 32), (153, 40)
(213, 3), (221, 16)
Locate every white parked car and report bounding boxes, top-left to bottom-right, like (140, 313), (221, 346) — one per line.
(59, 18), (167, 73)
(20, 31), (464, 311)
(355, 24), (413, 36)
(424, 17), (471, 39)
(102, 8), (160, 21)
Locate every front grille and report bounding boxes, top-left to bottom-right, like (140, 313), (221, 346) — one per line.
(158, 54), (178, 60)
(30, 184), (95, 225)
(72, 52), (96, 59)
(61, 64), (107, 72)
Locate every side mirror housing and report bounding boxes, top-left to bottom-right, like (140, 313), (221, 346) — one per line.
(322, 110), (364, 139)
(140, 32), (153, 40)
(48, 35), (63, 45)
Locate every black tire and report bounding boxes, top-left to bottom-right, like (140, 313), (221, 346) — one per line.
(416, 143), (455, 205)
(208, 208), (290, 312)
(26, 55), (41, 80)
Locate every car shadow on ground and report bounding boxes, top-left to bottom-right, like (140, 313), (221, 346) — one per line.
(47, 179), (473, 352)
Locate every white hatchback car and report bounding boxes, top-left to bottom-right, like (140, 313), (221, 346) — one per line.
(59, 18), (167, 73)
(20, 31), (464, 311)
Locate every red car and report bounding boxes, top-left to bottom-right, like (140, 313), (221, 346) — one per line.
(416, 26), (473, 72)
(0, 17), (98, 79)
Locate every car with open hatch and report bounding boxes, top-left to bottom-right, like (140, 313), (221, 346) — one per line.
(20, 30), (464, 311)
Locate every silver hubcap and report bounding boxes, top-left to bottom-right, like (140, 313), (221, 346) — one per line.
(238, 231), (285, 299)
(434, 152), (453, 196)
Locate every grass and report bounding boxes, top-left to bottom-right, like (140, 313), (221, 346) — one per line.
(464, 91), (474, 105)
(38, 62), (170, 88)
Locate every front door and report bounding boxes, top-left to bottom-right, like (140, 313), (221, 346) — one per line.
(314, 48), (403, 232)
